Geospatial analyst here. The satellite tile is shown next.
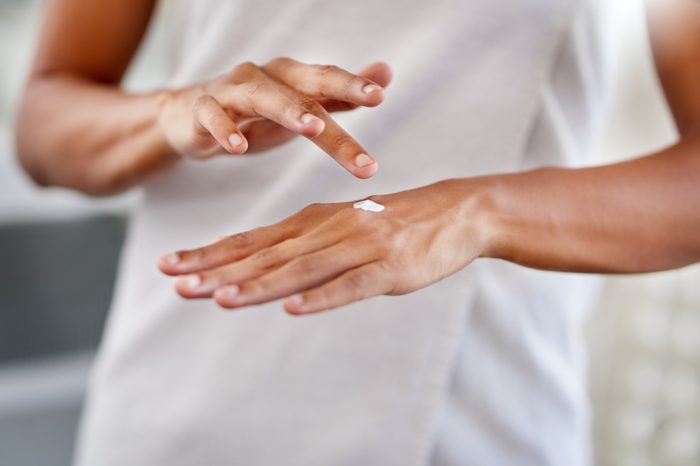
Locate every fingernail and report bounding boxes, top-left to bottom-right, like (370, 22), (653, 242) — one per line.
(161, 252), (180, 266)
(228, 133), (244, 147)
(285, 294), (305, 310)
(300, 113), (321, 125)
(176, 274), (201, 290)
(354, 153), (375, 167)
(221, 285), (239, 299)
(362, 83), (383, 94)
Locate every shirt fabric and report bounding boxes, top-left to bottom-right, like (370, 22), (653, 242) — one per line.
(75, 1), (625, 465)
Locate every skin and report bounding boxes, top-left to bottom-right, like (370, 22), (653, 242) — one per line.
(17, 0), (700, 315)
(16, 0), (390, 196)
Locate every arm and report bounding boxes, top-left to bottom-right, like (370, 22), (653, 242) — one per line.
(159, 1), (700, 314)
(16, 0), (391, 196)
(16, 0), (171, 195)
(484, 0), (700, 273)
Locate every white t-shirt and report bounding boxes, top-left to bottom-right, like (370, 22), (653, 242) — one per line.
(75, 1), (624, 465)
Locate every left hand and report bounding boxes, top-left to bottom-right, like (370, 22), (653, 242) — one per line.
(158, 179), (492, 314)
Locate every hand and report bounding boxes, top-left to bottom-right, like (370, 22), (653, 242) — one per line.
(158, 179), (493, 314)
(157, 57), (392, 178)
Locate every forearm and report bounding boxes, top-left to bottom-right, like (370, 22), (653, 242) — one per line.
(476, 137), (700, 273)
(16, 73), (176, 196)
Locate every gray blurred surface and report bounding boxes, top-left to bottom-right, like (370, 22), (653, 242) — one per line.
(0, 217), (125, 363)
(0, 353), (92, 466)
(0, 217), (125, 466)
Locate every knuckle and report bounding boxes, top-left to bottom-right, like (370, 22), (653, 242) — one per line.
(296, 96), (323, 114)
(193, 94), (214, 108)
(331, 133), (356, 151)
(192, 95), (216, 118)
(315, 64), (340, 77)
(300, 203), (342, 223)
(225, 232), (254, 248)
(266, 56), (293, 70)
(203, 112), (228, 129)
(232, 61), (258, 77)
(248, 247), (280, 269)
(300, 202), (325, 215)
(346, 269), (372, 294)
(245, 82), (271, 97)
(294, 255), (321, 276)
(279, 100), (300, 119)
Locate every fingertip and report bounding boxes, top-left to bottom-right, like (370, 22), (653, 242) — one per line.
(360, 86), (385, 107)
(174, 273), (220, 299)
(214, 285), (239, 309)
(157, 252), (181, 275)
(299, 114), (325, 137)
(377, 61), (393, 80)
(359, 61), (393, 88)
(174, 274), (200, 298)
(354, 164), (378, 179)
(351, 154), (379, 179)
(228, 133), (249, 154)
(283, 294), (306, 314)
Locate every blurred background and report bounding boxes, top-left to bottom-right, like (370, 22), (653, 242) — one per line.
(0, 1), (698, 465)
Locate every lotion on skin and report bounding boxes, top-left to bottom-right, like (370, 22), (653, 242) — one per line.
(353, 199), (385, 212)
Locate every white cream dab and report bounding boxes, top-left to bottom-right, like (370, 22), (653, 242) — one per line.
(353, 199), (385, 212)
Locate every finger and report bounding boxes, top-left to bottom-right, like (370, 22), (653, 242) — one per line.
(174, 229), (342, 299)
(283, 262), (392, 314)
(358, 62), (393, 89)
(226, 61), (380, 177)
(192, 95), (248, 154)
(158, 202), (344, 276)
(212, 242), (374, 309)
(221, 83), (378, 178)
(220, 82), (327, 138)
(264, 57), (386, 108)
(309, 114), (379, 178)
(157, 223), (298, 276)
(321, 62), (394, 113)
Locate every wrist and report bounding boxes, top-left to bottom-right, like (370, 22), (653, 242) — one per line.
(438, 176), (509, 261)
(154, 88), (184, 158)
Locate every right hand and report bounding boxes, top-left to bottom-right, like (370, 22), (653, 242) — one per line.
(157, 57), (392, 178)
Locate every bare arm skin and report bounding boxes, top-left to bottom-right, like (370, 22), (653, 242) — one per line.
(162, 1), (700, 314)
(16, 0), (166, 195)
(484, 0), (700, 273)
(16, 0), (390, 196)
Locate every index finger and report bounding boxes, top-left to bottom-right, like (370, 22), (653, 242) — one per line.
(222, 78), (378, 178)
(264, 59), (381, 178)
(306, 102), (379, 178)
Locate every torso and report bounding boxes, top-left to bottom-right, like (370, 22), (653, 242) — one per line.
(75, 1), (620, 464)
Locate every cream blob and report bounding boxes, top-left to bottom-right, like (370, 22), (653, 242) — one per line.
(353, 199), (385, 212)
